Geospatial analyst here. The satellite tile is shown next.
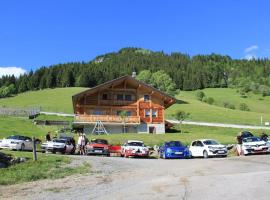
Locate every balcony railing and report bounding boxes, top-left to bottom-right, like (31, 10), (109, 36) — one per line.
(100, 99), (137, 106)
(75, 115), (140, 124)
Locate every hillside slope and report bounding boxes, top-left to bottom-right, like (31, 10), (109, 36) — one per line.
(0, 87), (87, 114)
(1, 87), (270, 125)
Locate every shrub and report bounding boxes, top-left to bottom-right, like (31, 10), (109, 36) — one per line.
(239, 103), (250, 111)
(206, 97), (215, 105)
(196, 91), (205, 101)
(202, 97), (208, 103)
(223, 102), (235, 110)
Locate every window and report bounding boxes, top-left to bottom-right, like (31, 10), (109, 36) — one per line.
(93, 110), (103, 115)
(125, 94), (132, 101)
(102, 93), (108, 100)
(197, 141), (204, 147)
(152, 110), (157, 118)
(116, 110), (131, 116)
(145, 109), (150, 117)
(144, 95), (150, 101)
(117, 94), (124, 100)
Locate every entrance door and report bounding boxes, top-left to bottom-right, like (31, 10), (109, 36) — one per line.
(149, 126), (156, 134)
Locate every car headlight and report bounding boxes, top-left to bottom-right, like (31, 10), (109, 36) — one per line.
(167, 148), (172, 153)
(88, 146), (94, 149)
(244, 145), (251, 148)
(11, 141), (20, 144)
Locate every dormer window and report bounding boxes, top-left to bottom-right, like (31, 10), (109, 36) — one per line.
(144, 95), (150, 102)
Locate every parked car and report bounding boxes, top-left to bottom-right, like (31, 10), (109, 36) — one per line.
(189, 139), (228, 158)
(236, 131), (254, 144)
(0, 135), (33, 151)
(159, 141), (190, 159)
(121, 140), (149, 158)
(240, 137), (269, 155)
(44, 138), (75, 154)
(86, 139), (110, 156)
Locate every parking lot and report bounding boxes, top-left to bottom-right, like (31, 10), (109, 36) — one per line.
(1, 154), (270, 200)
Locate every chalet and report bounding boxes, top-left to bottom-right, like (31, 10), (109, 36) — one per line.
(72, 75), (176, 134)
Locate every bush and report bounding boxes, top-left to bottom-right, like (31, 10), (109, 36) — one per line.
(206, 97), (215, 105)
(239, 103), (250, 111)
(223, 102), (235, 110)
(196, 91), (205, 101)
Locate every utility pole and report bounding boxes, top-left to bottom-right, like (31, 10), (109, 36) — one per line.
(32, 137), (37, 161)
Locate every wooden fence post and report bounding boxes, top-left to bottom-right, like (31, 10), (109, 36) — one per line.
(33, 137), (37, 161)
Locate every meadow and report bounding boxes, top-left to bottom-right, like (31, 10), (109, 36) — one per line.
(0, 150), (90, 185)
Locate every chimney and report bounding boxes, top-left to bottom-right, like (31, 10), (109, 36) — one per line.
(132, 71), (136, 78)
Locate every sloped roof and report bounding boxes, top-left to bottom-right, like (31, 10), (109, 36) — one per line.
(72, 75), (176, 110)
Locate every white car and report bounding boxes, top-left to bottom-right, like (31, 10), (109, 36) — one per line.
(44, 138), (75, 154)
(240, 137), (269, 155)
(0, 135), (33, 151)
(121, 140), (149, 158)
(189, 139), (228, 158)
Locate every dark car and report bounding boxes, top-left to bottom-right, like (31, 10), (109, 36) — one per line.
(159, 141), (190, 159)
(86, 139), (110, 156)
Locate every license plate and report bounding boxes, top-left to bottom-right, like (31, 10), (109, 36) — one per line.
(254, 148), (261, 151)
(218, 151), (225, 153)
(94, 150), (102, 153)
(175, 152), (183, 154)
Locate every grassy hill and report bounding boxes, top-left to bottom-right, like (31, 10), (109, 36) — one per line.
(1, 87), (270, 125)
(0, 87), (87, 114)
(167, 88), (270, 126)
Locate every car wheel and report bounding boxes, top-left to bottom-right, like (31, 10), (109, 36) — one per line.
(20, 143), (25, 151)
(203, 150), (208, 159)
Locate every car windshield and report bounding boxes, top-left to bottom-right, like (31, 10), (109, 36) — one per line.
(166, 141), (183, 147)
(203, 140), (219, 145)
(243, 137), (261, 143)
(91, 139), (108, 145)
(127, 142), (144, 146)
(53, 139), (66, 143)
(7, 135), (21, 140)
(241, 131), (254, 138)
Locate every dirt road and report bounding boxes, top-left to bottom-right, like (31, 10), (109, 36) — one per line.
(1, 155), (270, 200)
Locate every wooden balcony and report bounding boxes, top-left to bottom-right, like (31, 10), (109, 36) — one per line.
(100, 99), (137, 106)
(75, 115), (140, 124)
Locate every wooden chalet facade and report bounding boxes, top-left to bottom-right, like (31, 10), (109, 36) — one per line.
(72, 75), (176, 134)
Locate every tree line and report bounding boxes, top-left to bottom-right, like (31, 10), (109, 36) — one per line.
(1, 47), (270, 97)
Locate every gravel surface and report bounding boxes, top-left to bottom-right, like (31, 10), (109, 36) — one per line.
(1, 154), (270, 200)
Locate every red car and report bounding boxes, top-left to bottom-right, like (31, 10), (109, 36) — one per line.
(86, 139), (110, 156)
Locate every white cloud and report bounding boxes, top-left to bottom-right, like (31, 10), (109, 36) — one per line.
(244, 54), (256, 60)
(244, 45), (259, 53)
(0, 67), (27, 77)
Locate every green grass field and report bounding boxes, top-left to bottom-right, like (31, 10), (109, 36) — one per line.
(0, 87), (86, 114)
(166, 88), (270, 125)
(0, 116), (63, 139)
(0, 150), (90, 185)
(87, 124), (264, 146)
(1, 87), (270, 126)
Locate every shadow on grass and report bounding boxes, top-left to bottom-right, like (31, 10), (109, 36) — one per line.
(176, 99), (189, 104)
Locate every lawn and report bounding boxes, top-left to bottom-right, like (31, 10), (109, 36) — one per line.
(86, 124), (264, 146)
(0, 150), (90, 185)
(166, 89), (270, 125)
(0, 87), (87, 114)
(0, 116), (63, 139)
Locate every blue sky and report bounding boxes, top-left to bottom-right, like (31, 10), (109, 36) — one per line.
(0, 0), (270, 76)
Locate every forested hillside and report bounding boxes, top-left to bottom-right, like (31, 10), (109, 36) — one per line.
(1, 47), (270, 97)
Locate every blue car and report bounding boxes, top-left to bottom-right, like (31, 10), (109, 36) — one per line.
(159, 141), (190, 159)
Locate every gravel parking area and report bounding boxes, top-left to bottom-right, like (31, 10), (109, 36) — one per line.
(1, 155), (270, 200)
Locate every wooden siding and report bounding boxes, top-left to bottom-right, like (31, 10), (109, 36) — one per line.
(74, 83), (165, 124)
